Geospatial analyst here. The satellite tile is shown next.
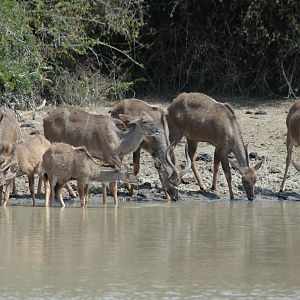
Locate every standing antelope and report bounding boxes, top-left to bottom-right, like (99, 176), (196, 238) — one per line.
(167, 92), (265, 200)
(280, 100), (300, 191)
(0, 134), (50, 206)
(111, 99), (190, 201)
(43, 107), (160, 203)
(41, 143), (136, 208)
(0, 107), (23, 201)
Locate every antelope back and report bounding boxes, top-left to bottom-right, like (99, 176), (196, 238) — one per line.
(167, 93), (236, 146)
(14, 134), (50, 169)
(42, 143), (77, 181)
(43, 107), (120, 159)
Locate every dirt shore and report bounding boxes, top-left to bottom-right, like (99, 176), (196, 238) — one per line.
(9, 97), (300, 206)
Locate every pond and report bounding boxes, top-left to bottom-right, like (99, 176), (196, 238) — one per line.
(0, 197), (299, 299)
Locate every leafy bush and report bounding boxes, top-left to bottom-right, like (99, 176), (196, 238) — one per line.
(26, 0), (145, 103)
(0, 0), (46, 94)
(1, 0), (300, 104)
(138, 0), (300, 97)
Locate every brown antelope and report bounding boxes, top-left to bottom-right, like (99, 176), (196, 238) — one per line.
(0, 107), (23, 201)
(43, 107), (160, 203)
(167, 92), (265, 200)
(111, 98), (191, 201)
(280, 100), (300, 191)
(0, 108), (23, 143)
(0, 134), (50, 206)
(40, 143), (136, 208)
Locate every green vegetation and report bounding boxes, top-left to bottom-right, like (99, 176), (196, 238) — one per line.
(0, 0), (300, 106)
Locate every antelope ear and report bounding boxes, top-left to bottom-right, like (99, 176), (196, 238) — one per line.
(107, 157), (124, 170)
(3, 163), (19, 181)
(229, 159), (245, 174)
(113, 118), (127, 131)
(140, 111), (151, 118)
(4, 144), (13, 155)
(119, 114), (136, 124)
(0, 163), (11, 173)
(107, 158), (118, 167)
(253, 156), (265, 172)
(10, 163), (19, 173)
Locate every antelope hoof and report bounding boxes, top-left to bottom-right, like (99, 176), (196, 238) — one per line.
(164, 194), (171, 202)
(199, 184), (207, 191)
(210, 185), (217, 192)
(70, 192), (77, 198)
(127, 186), (134, 196)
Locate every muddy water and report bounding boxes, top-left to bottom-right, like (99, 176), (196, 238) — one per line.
(0, 198), (300, 299)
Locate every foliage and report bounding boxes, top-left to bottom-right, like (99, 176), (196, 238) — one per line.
(1, 0), (300, 105)
(26, 0), (145, 103)
(138, 0), (300, 97)
(0, 0), (46, 94)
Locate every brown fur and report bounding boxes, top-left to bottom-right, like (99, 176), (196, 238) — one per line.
(0, 108), (23, 203)
(0, 134), (50, 206)
(167, 92), (264, 200)
(224, 103), (236, 117)
(111, 98), (185, 201)
(41, 143), (135, 207)
(0, 108), (23, 145)
(280, 100), (300, 191)
(43, 106), (159, 203)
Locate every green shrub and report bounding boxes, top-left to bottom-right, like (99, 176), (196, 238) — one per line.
(0, 0), (46, 94)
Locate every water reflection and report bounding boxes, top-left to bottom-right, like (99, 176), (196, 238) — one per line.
(0, 200), (299, 298)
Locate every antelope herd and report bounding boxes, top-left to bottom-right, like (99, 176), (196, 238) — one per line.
(0, 92), (299, 207)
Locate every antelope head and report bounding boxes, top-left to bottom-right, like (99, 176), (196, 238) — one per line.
(119, 112), (160, 136)
(108, 158), (137, 184)
(229, 145), (265, 200)
(154, 142), (191, 201)
(115, 163), (137, 184)
(0, 162), (19, 186)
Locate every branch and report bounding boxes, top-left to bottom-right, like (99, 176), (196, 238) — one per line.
(97, 41), (144, 69)
(20, 99), (46, 119)
(281, 61), (296, 98)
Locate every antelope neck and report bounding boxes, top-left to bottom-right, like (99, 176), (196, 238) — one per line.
(118, 127), (144, 157)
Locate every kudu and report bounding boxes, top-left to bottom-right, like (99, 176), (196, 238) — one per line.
(111, 98), (191, 201)
(167, 93), (265, 200)
(280, 100), (300, 191)
(0, 134), (50, 206)
(43, 107), (160, 203)
(0, 107), (23, 201)
(40, 143), (136, 208)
